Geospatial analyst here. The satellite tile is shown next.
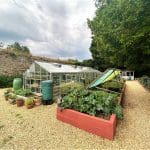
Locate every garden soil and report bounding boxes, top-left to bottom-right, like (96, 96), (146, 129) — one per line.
(0, 81), (150, 149)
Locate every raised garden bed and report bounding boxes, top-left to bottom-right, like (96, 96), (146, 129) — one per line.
(56, 83), (126, 140)
(57, 108), (116, 140)
(118, 83), (126, 106)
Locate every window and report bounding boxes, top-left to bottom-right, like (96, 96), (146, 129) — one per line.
(127, 72), (130, 76)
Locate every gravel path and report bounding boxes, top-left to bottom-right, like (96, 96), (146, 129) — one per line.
(0, 81), (150, 150)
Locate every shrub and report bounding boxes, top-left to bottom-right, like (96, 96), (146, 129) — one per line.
(0, 74), (22, 88)
(60, 89), (123, 119)
(139, 76), (150, 90)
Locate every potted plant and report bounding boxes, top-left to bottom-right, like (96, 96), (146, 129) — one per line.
(4, 92), (9, 101)
(25, 97), (35, 109)
(4, 89), (12, 101)
(16, 97), (24, 107)
(15, 88), (32, 97)
(9, 94), (17, 104)
(34, 97), (42, 106)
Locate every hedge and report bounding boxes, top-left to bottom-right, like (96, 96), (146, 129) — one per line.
(138, 76), (150, 90)
(0, 74), (22, 88)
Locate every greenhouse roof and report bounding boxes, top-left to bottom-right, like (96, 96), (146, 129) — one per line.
(35, 61), (100, 73)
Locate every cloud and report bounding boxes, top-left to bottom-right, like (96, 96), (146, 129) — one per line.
(0, 0), (96, 60)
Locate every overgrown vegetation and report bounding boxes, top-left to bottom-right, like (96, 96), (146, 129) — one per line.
(0, 75), (22, 88)
(139, 76), (150, 90)
(60, 88), (123, 119)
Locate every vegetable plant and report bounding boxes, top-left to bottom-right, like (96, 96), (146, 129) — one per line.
(60, 89), (123, 119)
(25, 97), (34, 106)
(60, 82), (84, 96)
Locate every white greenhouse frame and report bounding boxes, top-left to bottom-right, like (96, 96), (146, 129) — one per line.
(23, 61), (101, 93)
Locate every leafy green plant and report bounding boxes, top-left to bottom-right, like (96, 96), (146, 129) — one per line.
(4, 89), (13, 100)
(25, 97), (34, 106)
(112, 105), (123, 120)
(9, 94), (17, 100)
(61, 89), (123, 119)
(60, 82), (84, 96)
(14, 89), (32, 96)
(101, 81), (124, 92)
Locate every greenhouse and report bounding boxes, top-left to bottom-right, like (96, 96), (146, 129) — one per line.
(23, 61), (101, 93)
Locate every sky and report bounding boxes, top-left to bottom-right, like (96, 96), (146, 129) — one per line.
(0, 0), (96, 60)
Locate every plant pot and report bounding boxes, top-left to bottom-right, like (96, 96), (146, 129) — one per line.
(8, 99), (16, 105)
(4, 96), (9, 101)
(16, 99), (24, 107)
(35, 100), (42, 106)
(26, 104), (34, 109)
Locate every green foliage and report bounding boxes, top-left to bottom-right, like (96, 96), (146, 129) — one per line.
(139, 75), (150, 90)
(9, 94), (17, 100)
(88, 0), (150, 76)
(6, 42), (31, 58)
(0, 75), (22, 88)
(14, 89), (32, 97)
(60, 82), (84, 96)
(61, 89), (123, 119)
(101, 80), (124, 92)
(4, 89), (12, 97)
(112, 105), (123, 120)
(25, 97), (34, 106)
(7, 42), (30, 54)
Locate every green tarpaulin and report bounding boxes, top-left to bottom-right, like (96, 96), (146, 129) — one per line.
(89, 69), (120, 88)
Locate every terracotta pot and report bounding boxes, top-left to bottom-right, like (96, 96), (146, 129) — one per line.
(26, 104), (34, 109)
(16, 99), (24, 107)
(5, 96), (9, 101)
(35, 100), (42, 106)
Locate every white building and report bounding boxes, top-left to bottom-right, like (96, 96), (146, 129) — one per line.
(121, 70), (134, 80)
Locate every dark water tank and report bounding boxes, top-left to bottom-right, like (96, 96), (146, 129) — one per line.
(41, 80), (53, 105)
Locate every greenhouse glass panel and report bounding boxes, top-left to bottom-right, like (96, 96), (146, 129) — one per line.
(23, 61), (101, 93)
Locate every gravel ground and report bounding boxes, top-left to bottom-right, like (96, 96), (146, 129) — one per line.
(0, 81), (150, 150)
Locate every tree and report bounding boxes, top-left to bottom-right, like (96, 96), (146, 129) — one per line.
(0, 42), (4, 48)
(22, 46), (30, 53)
(12, 42), (22, 51)
(7, 42), (31, 55)
(88, 0), (150, 76)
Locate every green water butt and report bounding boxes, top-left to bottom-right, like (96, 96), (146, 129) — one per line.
(13, 78), (22, 91)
